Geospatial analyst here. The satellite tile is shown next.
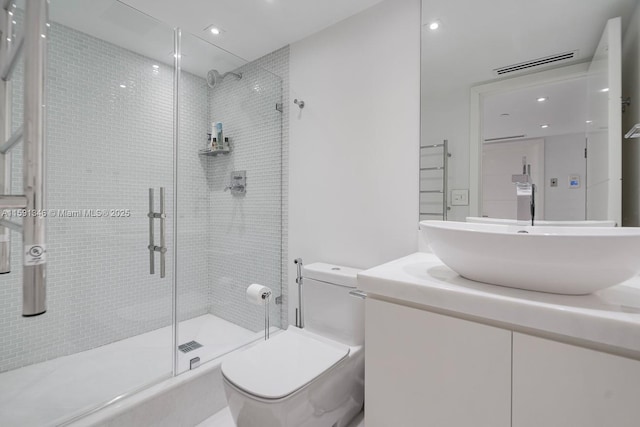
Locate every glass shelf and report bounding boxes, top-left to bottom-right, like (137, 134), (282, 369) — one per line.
(199, 148), (230, 156)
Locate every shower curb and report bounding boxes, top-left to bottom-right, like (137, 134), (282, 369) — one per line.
(66, 361), (227, 427)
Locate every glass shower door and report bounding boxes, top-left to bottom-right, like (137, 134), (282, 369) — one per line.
(175, 31), (284, 373)
(0, 1), (177, 425)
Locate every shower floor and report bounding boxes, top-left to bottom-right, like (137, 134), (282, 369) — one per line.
(0, 314), (268, 427)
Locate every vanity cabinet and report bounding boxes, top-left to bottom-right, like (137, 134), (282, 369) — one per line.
(512, 333), (640, 427)
(365, 298), (640, 427)
(364, 298), (511, 427)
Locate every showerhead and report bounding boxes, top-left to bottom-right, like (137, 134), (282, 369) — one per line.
(207, 69), (242, 88)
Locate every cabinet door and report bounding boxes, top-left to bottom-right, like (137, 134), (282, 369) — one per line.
(513, 333), (640, 427)
(365, 298), (511, 427)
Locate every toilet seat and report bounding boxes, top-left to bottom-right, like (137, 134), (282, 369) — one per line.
(221, 328), (350, 400)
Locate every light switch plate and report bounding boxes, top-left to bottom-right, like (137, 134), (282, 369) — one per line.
(451, 189), (469, 206)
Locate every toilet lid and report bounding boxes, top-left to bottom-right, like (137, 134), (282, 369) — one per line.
(221, 328), (350, 400)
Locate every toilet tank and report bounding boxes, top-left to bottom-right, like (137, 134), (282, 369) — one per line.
(301, 263), (364, 346)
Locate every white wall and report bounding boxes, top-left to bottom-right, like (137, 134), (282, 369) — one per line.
(544, 133), (587, 220)
(288, 0), (420, 323)
(622, 0), (640, 226)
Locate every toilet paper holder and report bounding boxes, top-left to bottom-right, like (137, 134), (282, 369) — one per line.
(247, 283), (272, 341)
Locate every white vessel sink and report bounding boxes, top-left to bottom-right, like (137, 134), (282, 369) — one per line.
(419, 220), (640, 295)
(466, 217), (616, 227)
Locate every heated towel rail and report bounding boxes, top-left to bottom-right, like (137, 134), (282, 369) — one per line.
(419, 139), (451, 221)
(0, 0), (48, 316)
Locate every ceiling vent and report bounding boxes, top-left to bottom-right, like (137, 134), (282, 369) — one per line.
(493, 51), (578, 76)
(484, 135), (526, 143)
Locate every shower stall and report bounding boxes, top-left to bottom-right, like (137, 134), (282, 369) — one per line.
(0, 1), (285, 425)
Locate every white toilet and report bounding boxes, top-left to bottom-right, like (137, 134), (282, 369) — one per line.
(221, 263), (364, 427)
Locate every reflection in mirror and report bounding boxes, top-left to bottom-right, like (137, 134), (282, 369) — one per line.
(420, 0), (639, 225)
(586, 17), (622, 224)
(481, 75), (588, 221)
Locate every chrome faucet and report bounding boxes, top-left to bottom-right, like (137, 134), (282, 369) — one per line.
(512, 174), (535, 226)
(512, 156), (535, 225)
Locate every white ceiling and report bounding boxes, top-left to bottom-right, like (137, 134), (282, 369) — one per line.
(422, 0), (637, 97)
(483, 77), (588, 141)
(47, 0), (639, 85)
(120, 0), (385, 62)
(49, 0), (385, 78)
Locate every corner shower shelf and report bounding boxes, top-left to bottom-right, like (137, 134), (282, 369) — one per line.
(199, 136), (231, 156)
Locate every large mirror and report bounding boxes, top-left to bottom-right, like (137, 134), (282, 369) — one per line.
(420, 0), (639, 226)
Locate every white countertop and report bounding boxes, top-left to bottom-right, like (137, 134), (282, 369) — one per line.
(358, 252), (640, 354)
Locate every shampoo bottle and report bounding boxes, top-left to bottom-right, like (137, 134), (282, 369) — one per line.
(215, 122), (224, 150)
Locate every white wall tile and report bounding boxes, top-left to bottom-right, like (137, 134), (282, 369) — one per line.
(205, 47), (288, 332)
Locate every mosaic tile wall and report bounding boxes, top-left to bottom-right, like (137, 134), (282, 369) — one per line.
(0, 20), (184, 373)
(205, 46), (288, 332)
(0, 20), (288, 372)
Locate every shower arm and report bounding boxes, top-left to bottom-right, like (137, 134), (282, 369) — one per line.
(222, 71), (242, 80)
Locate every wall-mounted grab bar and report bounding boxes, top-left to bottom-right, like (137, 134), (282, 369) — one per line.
(1, 32), (23, 81)
(0, 195), (27, 208)
(148, 187), (167, 278)
(0, 218), (22, 233)
(21, 0), (48, 316)
(0, 1), (16, 276)
(0, 0), (48, 318)
(0, 126), (22, 154)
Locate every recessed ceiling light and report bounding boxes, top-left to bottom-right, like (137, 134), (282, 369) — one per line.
(540, 124), (549, 129)
(204, 25), (226, 36)
(600, 88), (609, 92)
(152, 65), (159, 69)
(119, 84), (127, 88)
(537, 97), (547, 102)
(429, 21), (440, 30)
(586, 120), (593, 124)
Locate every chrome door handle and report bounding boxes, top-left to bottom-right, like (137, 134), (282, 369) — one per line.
(148, 187), (167, 278)
(148, 188), (154, 275)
